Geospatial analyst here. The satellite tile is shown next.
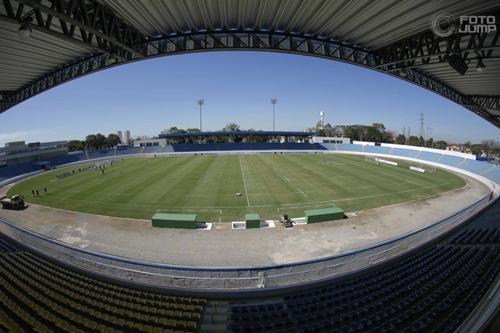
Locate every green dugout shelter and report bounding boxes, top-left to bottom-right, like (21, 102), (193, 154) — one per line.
(151, 213), (197, 229)
(245, 214), (261, 228)
(305, 207), (344, 223)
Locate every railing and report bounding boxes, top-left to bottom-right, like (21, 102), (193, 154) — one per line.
(0, 192), (493, 295)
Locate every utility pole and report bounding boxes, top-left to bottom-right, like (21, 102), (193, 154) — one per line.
(197, 99), (204, 131)
(271, 97), (278, 131)
(419, 113), (425, 138)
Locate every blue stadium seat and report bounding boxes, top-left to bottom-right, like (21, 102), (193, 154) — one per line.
(460, 160), (495, 175)
(334, 144), (363, 152)
(417, 151), (442, 162)
(390, 148), (420, 158)
(438, 155), (465, 167)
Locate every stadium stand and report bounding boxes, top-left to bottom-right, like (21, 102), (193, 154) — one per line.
(482, 166), (500, 184)
(363, 146), (393, 155)
(0, 163), (41, 182)
(325, 144), (363, 152)
(226, 199), (500, 333)
(171, 143), (326, 152)
(389, 148), (420, 158)
(0, 198), (498, 332)
(0, 235), (206, 332)
(417, 151), (443, 163)
(460, 160), (497, 175)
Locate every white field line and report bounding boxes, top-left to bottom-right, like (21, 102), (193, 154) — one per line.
(282, 175), (291, 182)
(297, 187), (308, 198)
(239, 155), (251, 207)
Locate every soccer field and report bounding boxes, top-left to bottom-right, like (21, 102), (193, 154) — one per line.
(8, 154), (466, 221)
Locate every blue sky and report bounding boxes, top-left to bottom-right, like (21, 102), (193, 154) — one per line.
(0, 51), (498, 146)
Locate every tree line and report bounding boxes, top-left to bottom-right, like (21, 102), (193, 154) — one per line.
(67, 133), (121, 151)
(162, 123), (276, 144)
(307, 122), (450, 149)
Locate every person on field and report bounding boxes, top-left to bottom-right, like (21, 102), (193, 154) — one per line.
(31, 189), (35, 197)
(36, 189), (39, 197)
(44, 187), (47, 194)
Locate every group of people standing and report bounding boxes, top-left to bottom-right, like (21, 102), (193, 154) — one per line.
(31, 187), (48, 197)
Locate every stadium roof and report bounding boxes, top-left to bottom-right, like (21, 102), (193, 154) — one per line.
(1, 0), (499, 127)
(159, 131), (314, 138)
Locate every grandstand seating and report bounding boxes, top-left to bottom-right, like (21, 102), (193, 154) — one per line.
(363, 146), (392, 155)
(389, 148), (420, 158)
(0, 235), (206, 332)
(482, 166), (500, 183)
(226, 200), (500, 333)
(417, 151), (442, 162)
(171, 143), (326, 152)
(0, 163), (41, 182)
(460, 160), (497, 175)
(0, 199), (498, 332)
(327, 144), (363, 152)
(436, 155), (464, 167)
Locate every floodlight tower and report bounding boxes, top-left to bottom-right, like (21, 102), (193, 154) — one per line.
(320, 111), (325, 130)
(197, 99), (204, 131)
(271, 97), (278, 131)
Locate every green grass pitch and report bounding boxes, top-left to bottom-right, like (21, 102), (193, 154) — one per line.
(8, 154), (466, 222)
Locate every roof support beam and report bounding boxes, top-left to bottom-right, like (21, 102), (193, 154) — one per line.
(3, 0), (145, 59)
(466, 95), (500, 111)
(1, 28), (498, 127)
(373, 10), (500, 73)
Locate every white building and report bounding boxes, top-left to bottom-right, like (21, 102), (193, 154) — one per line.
(311, 136), (350, 144)
(124, 130), (131, 144)
(133, 138), (167, 148)
(117, 130), (123, 143)
(0, 141), (68, 166)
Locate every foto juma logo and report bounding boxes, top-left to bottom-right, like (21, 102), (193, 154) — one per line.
(431, 13), (497, 37)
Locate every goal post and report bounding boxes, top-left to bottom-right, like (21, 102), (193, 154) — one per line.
(365, 155), (379, 165)
(408, 161), (436, 173)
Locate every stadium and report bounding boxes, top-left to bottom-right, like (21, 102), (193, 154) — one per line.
(0, 1), (499, 333)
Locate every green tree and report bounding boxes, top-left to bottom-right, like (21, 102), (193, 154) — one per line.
(67, 140), (84, 151)
(85, 134), (97, 150)
(95, 133), (106, 149)
(221, 123), (241, 132)
(418, 136), (425, 147)
(106, 134), (121, 147)
(425, 138), (434, 148)
(343, 126), (359, 141)
(408, 136), (420, 146)
(383, 131), (395, 143)
(372, 123), (386, 133)
(366, 126), (382, 142)
(434, 140), (447, 150)
(395, 134), (406, 145)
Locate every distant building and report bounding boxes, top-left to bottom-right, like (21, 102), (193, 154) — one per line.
(117, 130), (123, 143)
(311, 136), (350, 144)
(446, 144), (462, 152)
(0, 141), (68, 166)
(133, 138), (167, 148)
(124, 130), (131, 144)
